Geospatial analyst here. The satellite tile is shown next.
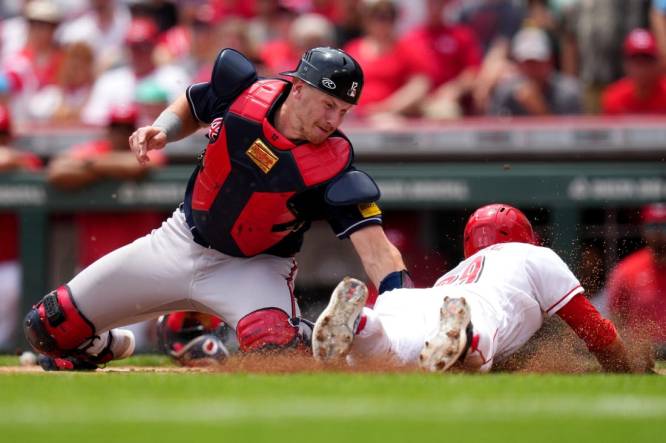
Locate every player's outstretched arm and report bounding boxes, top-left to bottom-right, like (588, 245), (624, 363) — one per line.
(349, 225), (407, 289)
(129, 93), (201, 164)
(556, 294), (635, 373)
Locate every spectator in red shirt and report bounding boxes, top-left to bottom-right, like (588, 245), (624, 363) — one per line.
(607, 203), (666, 363)
(3, 1), (63, 91)
(602, 29), (666, 115)
(30, 41), (96, 123)
(0, 103), (42, 349)
(1, 1), (64, 122)
(343, 0), (430, 119)
(398, 0), (484, 119)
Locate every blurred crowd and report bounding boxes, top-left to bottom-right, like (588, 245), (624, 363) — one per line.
(0, 0), (666, 128)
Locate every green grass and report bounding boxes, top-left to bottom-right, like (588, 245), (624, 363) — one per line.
(0, 355), (663, 443)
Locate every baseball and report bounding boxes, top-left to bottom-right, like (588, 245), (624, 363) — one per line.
(19, 351), (37, 367)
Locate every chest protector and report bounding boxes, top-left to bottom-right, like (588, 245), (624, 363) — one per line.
(188, 79), (352, 257)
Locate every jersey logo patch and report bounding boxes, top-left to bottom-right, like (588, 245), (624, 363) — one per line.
(208, 118), (223, 143)
(358, 202), (381, 218)
(246, 138), (279, 173)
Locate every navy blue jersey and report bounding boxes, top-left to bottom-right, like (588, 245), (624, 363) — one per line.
(182, 77), (382, 257)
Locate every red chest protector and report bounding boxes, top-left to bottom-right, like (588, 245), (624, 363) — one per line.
(190, 79), (352, 257)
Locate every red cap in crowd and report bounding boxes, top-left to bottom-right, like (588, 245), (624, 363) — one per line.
(642, 203), (666, 224)
(125, 18), (160, 45)
(623, 28), (658, 58)
(108, 104), (138, 126)
(0, 104), (11, 134)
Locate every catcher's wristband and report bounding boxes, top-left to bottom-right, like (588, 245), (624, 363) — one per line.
(153, 110), (183, 142)
(378, 270), (413, 294)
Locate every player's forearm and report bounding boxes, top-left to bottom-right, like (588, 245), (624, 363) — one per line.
(560, 34), (578, 77)
(380, 75), (431, 114)
(592, 336), (633, 373)
(90, 153), (150, 178)
(557, 294), (638, 373)
(350, 225), (406, 288)
(0, 147), (26, 172)
(153, 94), (200, 142)
(47, 158), (98, 189)
(514, 82), (550, 115)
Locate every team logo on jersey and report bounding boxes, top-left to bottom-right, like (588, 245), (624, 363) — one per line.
(358, 202), (381, 218)
(208, 118), (223, 143)
(321, 78), (336, 90)
(246, 138), (279, 173)
(347, 81), (358, 98)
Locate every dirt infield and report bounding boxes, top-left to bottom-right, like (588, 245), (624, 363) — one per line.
(0, 354), (419, 374)
(3, 352), (663, 375)
(2, 318), (661, 374)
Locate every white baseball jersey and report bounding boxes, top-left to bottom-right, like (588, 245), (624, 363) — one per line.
(354, 243), (583, 371)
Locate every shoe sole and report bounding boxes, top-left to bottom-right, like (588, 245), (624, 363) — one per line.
(111, 329), (136, 360)
(312, 277), (368, 362)
(419, 296), (470, 373)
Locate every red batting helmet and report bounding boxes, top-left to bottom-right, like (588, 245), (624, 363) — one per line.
(463, 203), (537, 258)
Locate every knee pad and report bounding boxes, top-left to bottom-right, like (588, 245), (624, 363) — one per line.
(236, 308), (298, 352)
(24, 286), (96, 357)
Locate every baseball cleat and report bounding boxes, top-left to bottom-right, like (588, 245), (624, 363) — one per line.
(38, 355), (99, 371)
(37, 329), (136, 371)
(109, 329), (136, 360)
(419, 296), (471, 373)
(312, 277), (368, 362)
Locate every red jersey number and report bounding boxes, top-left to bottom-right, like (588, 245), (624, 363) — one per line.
(436, 256), (486, 286)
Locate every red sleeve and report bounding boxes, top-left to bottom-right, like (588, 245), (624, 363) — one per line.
(556, 294), (619, 352)
(601, 80), (630, 115)
(601, 88), (619, 115)
(458, 27), (483, 69)
(69, 140), (110, 160)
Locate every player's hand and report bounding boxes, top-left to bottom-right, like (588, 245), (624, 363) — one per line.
(129, 126), (167, 164)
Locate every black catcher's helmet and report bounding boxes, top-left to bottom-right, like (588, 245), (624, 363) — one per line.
(281, 47), (364, 105)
